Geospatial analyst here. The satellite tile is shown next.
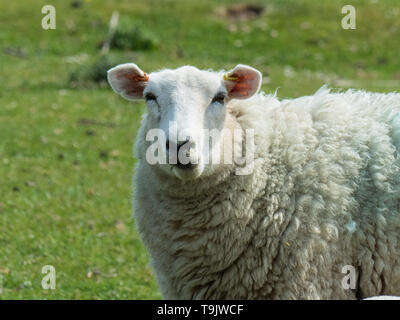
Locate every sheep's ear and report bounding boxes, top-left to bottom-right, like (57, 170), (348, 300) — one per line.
(223, 64), (262, 99)
(107, 63), (149, 100)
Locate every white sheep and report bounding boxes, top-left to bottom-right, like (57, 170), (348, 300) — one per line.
(107, 63), (400, 299)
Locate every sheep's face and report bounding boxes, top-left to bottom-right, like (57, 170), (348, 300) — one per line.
(108, 63), (261, 181)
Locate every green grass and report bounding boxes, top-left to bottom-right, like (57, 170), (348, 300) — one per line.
(0, 0), (399, 299)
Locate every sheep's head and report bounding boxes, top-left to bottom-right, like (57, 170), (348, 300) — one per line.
(107, 63), (262, 181)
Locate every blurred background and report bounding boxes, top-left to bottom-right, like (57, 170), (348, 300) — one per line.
(0, 0), (399, 299)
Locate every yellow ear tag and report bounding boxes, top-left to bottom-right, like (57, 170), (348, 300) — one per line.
(223, 73), (238, 81)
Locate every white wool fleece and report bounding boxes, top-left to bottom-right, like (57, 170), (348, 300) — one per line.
(110, 64), (400, 299)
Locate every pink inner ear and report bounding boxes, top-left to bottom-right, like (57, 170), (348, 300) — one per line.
(229, 73), (257, 97)
(116, 70), (149, 82)
(117, 70), (148, 98)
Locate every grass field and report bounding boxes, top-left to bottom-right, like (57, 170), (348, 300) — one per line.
(0, 0), (399, 299)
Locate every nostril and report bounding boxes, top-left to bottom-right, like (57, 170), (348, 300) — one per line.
(176, 162), (198, 170)
(166, 138), (197, 168)
(177, 139), (190, 152)
(177, 139), (196, 155)
(175, 139), (197, 169)
(166, 139), (189, 151)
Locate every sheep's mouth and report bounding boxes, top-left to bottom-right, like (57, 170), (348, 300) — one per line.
(172, 164), (202, 181)
(175, 162), (198, 170)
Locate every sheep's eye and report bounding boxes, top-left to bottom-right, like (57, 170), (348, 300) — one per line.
(145, 93), (157, 102)
(212, 93), (226, 104)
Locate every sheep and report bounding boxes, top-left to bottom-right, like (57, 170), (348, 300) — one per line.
(107, 62), (400, 299)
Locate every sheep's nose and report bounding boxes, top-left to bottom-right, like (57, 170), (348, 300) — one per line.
(166, 138), (198, 170)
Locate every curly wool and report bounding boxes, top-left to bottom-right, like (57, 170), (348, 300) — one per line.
(133, 87), (400, 299)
